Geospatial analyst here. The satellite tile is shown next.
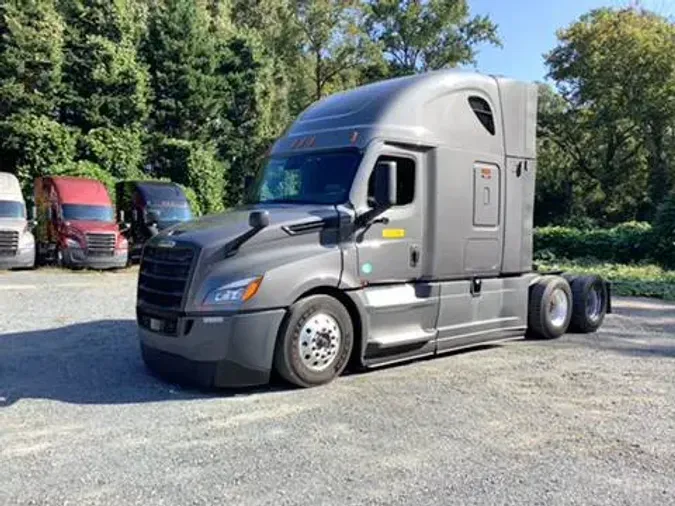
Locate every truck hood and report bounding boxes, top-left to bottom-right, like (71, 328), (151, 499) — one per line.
(64, 220), (119, 234)
(0, 218), (27, 231)
(154, 204), (340, 251)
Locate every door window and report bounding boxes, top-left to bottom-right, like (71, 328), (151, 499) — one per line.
(367, 156), (416, 206)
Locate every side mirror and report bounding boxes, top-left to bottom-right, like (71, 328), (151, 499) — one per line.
(249, 210), (270, 229)
(31, 205), (37, 220)
(372, 161), (397, 208)
(118, 210), (125, 223)
(132, 209), (138, 222)
(244, 175), (254, 191)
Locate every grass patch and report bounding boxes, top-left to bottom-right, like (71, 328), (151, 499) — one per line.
(537, 260), (675, 301)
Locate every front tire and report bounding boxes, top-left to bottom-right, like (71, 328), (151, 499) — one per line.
(526, 276), (572, 340)
(273, 294), (354, 388)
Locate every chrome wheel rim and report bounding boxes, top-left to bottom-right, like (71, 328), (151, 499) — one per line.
(298, 313), (341, 372)
(586, 284), (604, 323)
(549, 288), (569, 328)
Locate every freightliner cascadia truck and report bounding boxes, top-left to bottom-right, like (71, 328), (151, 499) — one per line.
(136, 70), (611, 389)
(0, 172), (35, 269)
(34, 176), (128, 269)
(115, 180), (192, 263)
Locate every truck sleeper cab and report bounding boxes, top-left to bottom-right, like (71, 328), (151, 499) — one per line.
(34, 176), (128, 269)
(137, 69), (611, 389)
(115, 180), (192, 263)
(0, 172), (35, 269)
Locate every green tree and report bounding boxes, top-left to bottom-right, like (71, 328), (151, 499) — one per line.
(59, 0), (150, 132)
(0, 0), (73, 191)
(0, 114), (78, 193)
(365, 0), (501, 77)
(0, 0), (64, 119)
(294, 0), (376, 102)
(546, 7), (675, 220)
(143, 0), (228, 142)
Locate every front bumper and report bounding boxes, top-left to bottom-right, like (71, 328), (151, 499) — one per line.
(137, 307), (286, 388)
(62, 247), (128, 269)
(0, 247), (34, 269)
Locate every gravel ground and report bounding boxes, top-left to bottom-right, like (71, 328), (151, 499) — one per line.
(1, 269), (674, 506)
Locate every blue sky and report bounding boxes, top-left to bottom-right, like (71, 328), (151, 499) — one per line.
(465, 0), (675, 82)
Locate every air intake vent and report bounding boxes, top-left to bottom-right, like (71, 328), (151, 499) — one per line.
(283, 218), (339, 236)
(86, 233), (115, 256)
(0, 230), (19, 257)
(137, 243), (197, 310)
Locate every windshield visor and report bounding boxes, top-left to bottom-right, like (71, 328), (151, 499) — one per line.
(62, 204), (114, 222)
(0, 200), (26, 218)
(247, 150), (362, 205)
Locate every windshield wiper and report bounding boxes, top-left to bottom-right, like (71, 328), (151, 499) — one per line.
(257, 198), (323, 205)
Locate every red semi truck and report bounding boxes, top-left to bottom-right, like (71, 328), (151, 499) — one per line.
(34, 176), (128, 269)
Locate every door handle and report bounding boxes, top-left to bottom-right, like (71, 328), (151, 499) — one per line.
(409, 245), (420, 267)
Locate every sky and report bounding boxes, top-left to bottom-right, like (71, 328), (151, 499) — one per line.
(465, 0), (675, 82)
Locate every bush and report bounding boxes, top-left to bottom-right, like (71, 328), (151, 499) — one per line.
(652, 192), (675, 268)
(150, 138), (226, 214)
(534, 221), (654, 264)
(537, 259), (675, 301)
(80, 127), (145, 180)
(0, 114), (79, 194)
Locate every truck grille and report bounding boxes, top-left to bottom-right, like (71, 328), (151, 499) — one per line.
(137, 244), (197, 310)
(0, 230), (19, 257)
(86, 232), (116, 256)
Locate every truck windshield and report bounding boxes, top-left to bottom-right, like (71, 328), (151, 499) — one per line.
(62, 204), (114, 222)
(147, 205), (191, 222)
(0, 200), (25, 218)
(246, 150), (362, 205)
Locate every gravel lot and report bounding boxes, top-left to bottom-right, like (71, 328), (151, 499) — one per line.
(1, 269), (674, 506)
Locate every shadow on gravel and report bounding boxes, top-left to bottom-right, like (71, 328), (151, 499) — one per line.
(0, 320), (290, 407)
(612, 345), (675, 359)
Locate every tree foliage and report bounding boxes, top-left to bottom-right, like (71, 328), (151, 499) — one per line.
(0, 0), (64, 118)
(59, 0), (150, 131)
(543, 7), (675, 225)
(365, 0), (501, 76)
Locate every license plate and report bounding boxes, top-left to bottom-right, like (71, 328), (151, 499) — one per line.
(149, 318), (162, 331)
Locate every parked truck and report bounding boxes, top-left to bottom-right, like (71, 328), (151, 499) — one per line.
(136, 69), (611, 389)
(0, 172), (35, 269)
(34, 176), (128, 269)
(115, 180), (192, 263)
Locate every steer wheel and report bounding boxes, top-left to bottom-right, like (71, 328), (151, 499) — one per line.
(273, 295), (354, 388)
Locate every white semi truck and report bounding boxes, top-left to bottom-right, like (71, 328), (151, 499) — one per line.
(0, 172), (35, 269)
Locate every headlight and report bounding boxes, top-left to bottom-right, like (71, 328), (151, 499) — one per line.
(19, 232), (34, 248)
(203, 276), (263, 305)
(65, 237), (81, 248)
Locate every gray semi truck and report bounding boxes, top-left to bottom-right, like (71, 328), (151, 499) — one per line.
(136, 69), (611, 389)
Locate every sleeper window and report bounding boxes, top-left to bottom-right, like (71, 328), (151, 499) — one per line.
(468, 96), (496, 135)
(368, 156), (415, 206)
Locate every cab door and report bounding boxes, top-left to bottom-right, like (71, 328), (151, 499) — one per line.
(354, 149), (423, 283)
(354, 147), (438, 354)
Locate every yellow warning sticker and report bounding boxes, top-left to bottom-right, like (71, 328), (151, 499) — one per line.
(382, 228), (406, 239)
